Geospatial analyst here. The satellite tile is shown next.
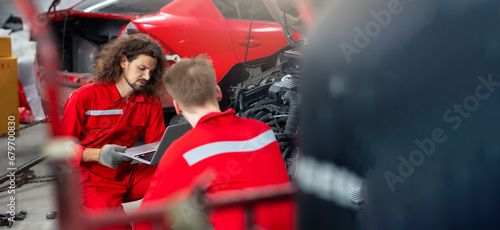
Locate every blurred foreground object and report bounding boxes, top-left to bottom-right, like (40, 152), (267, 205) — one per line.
(0, 34), (19, 135)
(300, 0), (500, 229)
(18, 80), (35, 123)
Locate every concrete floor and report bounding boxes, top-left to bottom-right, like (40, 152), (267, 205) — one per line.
(0, 123), (57, 229)
(0, 124), (141, 229)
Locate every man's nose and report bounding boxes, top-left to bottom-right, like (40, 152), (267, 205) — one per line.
(143, 71), (151, 81)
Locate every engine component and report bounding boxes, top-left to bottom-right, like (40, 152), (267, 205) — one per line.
(231, 48), (302, 180)
(268, 77), (298, 99)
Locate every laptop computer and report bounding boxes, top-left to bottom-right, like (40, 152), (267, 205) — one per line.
(122, 122), (191, 165)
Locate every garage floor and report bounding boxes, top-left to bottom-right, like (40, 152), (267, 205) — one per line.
(0, 123), (56, 229)
(0, 123), (141, 230)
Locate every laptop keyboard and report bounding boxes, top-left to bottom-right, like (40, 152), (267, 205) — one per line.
(134, 151), (155, 162)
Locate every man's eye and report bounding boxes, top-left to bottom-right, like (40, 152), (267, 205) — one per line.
(139, 67), (146, 70)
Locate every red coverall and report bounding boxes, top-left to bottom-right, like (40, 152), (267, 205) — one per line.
(60, 82), (165, 229)
(135, 109), (295, 230)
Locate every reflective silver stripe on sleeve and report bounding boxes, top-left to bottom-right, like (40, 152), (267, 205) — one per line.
(85, 109), (123, 116)
(183, 130), (276, 166)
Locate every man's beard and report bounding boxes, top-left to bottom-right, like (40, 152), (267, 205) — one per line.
(125, 77), (147, 92)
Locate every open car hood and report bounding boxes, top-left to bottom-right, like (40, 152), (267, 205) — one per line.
(262, 0), (330, 37)
(262, 0), (307, 36)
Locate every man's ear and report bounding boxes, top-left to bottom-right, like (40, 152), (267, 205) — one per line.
(173, 100), (182, 115)
(120, 55), (128, 69)
(216, 85), (222, 101)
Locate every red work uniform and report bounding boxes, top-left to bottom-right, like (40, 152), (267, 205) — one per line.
(60, 82), (165, 228)
(135, 109), (295, 230)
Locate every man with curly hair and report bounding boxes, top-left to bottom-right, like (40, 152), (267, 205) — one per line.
(60, 34), (167, 229)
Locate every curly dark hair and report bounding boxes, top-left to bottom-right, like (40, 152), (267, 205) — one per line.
(92, 34), (167, 96)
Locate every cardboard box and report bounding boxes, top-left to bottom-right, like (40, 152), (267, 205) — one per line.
(0, 36), (12, 57)
(0, 55), (19, 136)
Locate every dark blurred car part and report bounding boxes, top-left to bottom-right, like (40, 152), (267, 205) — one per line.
(299, 0), (500, 229)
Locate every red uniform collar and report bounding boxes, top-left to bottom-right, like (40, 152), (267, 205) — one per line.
(197, 108), (235, 125)
(104, 81), (145, 103)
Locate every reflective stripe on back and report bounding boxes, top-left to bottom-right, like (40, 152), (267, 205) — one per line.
(183, 130), (276, 166)
(85, 109), (123, 116)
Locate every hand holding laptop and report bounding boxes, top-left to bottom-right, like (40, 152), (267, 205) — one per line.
(99, 144), (132, 168)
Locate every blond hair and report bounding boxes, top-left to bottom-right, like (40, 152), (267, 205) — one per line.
(164, 55), (217, 107)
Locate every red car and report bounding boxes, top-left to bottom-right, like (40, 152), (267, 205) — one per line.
(34, 0), (299, 119)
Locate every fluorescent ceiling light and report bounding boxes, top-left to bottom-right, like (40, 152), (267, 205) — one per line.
(83, 0), (118, 13)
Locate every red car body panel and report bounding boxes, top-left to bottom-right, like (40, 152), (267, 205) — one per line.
(226, 20), (291, 63)
(137, 0), (239, 81)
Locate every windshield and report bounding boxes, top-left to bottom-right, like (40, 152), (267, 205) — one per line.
(74, 0), (173, 15)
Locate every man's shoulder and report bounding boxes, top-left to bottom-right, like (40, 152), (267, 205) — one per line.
(234, 115), (272, 131)
(175, 113), (273, 147)
(142, 94), (162, 106)
(72, 82), (107, 97)
(198, 111), (272, 134)
(164, 126), (213, 158)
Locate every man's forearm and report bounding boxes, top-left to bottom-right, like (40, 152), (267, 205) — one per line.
(82, 147), (100, 163)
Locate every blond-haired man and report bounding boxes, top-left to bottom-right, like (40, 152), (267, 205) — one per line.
(135, 55), (294, 230)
